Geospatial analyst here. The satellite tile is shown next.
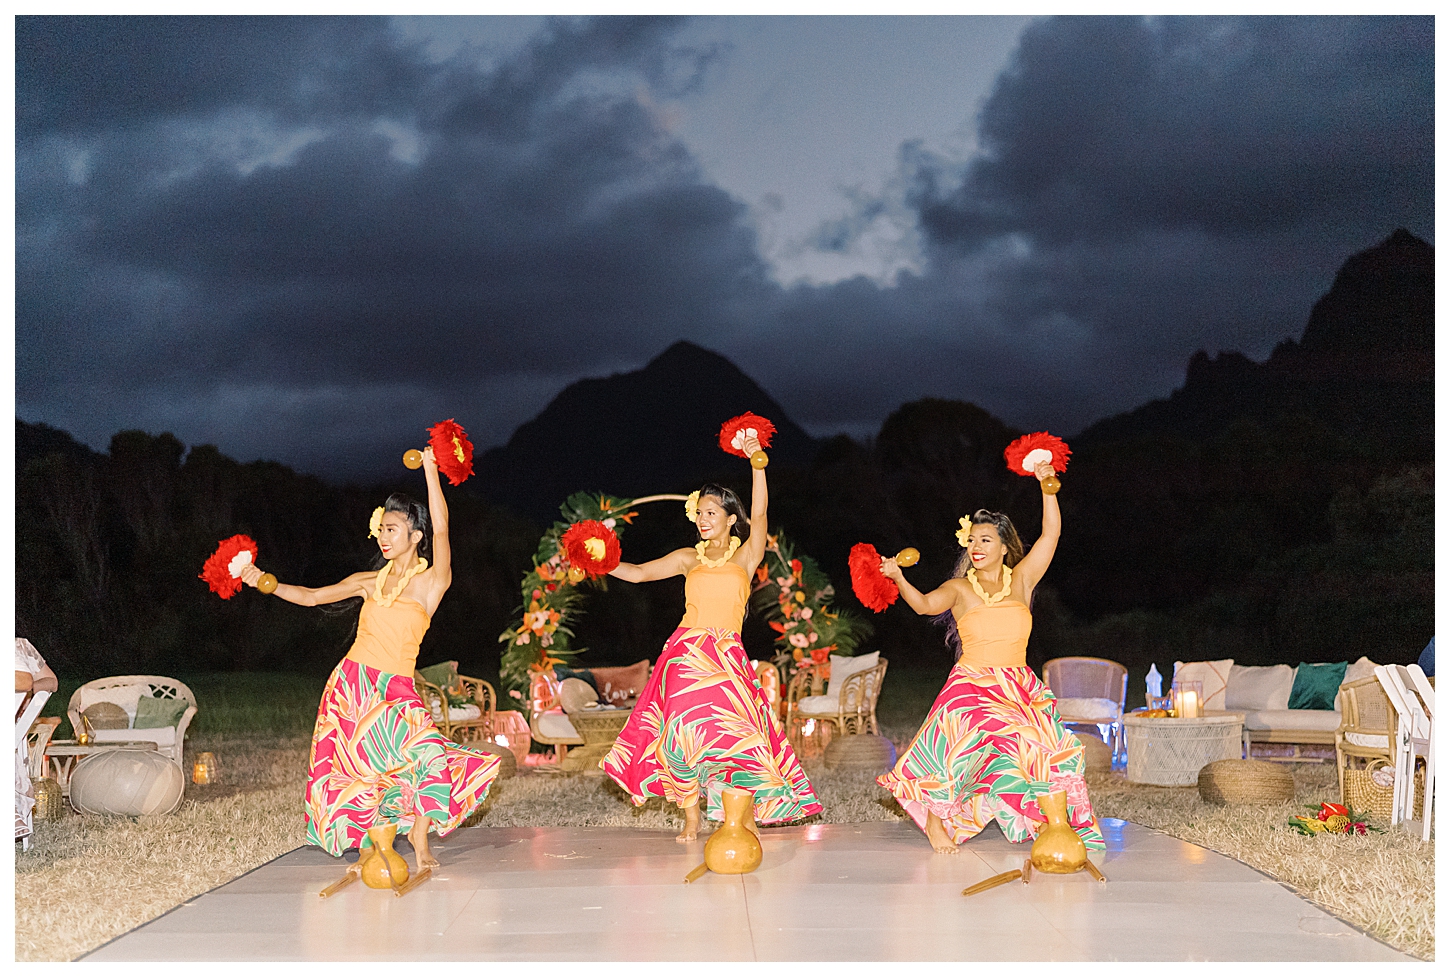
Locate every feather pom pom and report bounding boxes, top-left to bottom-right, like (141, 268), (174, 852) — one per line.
(560, 520), (622, 579)
(200, 534), (259, 599)
(428, 418), (475, 486)
(849, 542), (900, 613)
(718, 412), (776, 458)
(1004, 431), (1071, 476)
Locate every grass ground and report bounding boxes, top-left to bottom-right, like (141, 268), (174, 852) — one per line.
(16, 670), (1434, 961)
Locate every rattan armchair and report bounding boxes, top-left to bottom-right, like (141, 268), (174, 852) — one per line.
(786, 658), (888, 741)
(1043, 657), (1128, 761)
(1335, 675), (1398, 817)
(413, 671), (496, 746)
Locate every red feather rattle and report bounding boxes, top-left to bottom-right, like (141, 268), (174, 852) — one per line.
(848, 542), (921, 612)
(1003, 432), (1071, 494)
(403, 418), (475, 486)
(718, 412), (775, 469)
(200, 534), (276, 598)
(560, 520), (622, 583)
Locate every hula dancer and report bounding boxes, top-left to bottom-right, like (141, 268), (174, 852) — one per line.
(875, 459), (1103, 854)
(239, 445), (499, 874)
(601, 423), (821, 842)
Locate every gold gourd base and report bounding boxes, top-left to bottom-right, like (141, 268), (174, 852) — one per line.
(319, 823), (433, 898)
(684, 788), (763, 883)
(962, 790), (1107, 896)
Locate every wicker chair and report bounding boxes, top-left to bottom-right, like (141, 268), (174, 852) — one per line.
(1335, 675), (1398, 817)
(414, 670), (497, 746)
(1043, 657), (1128, 761)
(66, 675), (197, 765)
(786, 658), (888, 744)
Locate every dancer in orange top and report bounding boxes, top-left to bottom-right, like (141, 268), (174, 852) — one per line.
(239, 446), (499, 874)
(875, 460), (1103, 854)
(601, 433), (821, 841)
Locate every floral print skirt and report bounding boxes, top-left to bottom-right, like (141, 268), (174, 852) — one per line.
(305, 657), (500, 856)
(602, 627), (822, 825)
(877, 662), (1104, 850)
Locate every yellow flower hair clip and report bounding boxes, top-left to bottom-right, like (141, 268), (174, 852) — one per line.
(369, 506), (384, 539)
(684, 490), (700, 524)
(955, 514), (975, 548)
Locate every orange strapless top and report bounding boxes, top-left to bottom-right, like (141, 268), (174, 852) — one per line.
(345, 596), (431, 676)
(679, 561), (750, 631)
(954, 601), (1032, 668)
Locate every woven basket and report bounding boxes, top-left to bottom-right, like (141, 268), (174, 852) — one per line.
(471, 740), (517, 780)
(1343, 760), (1424, 821)
(1197, 759), (1295, 805)
(823, 734), (897, 772)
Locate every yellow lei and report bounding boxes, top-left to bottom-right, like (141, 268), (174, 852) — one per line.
(695, 536), (741, 568)
(374, 557), (429, 607)
(967, 564), (1013, 606)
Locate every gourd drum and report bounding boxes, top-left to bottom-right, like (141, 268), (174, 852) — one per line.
(70, 749), (185, 816)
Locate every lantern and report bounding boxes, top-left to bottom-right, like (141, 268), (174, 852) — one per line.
(33, 777), (64, 821)
(1170, 680), (1203, 719)
(192, 751), (218, 785)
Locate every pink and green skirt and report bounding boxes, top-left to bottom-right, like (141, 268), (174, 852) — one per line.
(602, 627), (822, 825)
(877, 663), (1104, 850)
(305, 657), (500, 855)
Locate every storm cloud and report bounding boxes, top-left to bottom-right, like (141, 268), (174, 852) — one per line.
(15, 15), (1433, 481)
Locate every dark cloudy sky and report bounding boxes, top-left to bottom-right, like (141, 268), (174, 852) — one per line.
(14, 15), (1434, 483)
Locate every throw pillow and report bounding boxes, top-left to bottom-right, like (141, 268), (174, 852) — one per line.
(1172, 659), (1234, 711)
(81, 702), (131, 730)
(553, 665), (598, 692)
(133, 696), (189, 729)
(417, 660), (460, 690)
(591, 660), (650, 704)
(557, 677), (600, 714)
(77, 683), (147, 723)
(826, 651), (880, 705)
(1288, 661), (1347, 711)
(1225, 664), (1295, 711)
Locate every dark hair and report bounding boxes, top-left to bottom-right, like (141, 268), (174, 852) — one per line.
(951, 509), (1024, 577)
(382, 492), (433, 565)
(696, 483), (750, 542)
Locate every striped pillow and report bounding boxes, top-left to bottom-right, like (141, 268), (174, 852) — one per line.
(1173, 659), (1234, 712)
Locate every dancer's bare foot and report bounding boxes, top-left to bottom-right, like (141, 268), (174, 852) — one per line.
(409, 817), (440, 871)
(925, 812), (959, 854)
(676, 801), (701, 842)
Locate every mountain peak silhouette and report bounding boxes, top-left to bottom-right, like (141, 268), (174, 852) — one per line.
(476, 342), (817, 522)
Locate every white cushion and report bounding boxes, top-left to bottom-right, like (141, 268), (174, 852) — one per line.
(1055, 697), (1121, 722)
(1225, 664), (1295, 711)
(795, 695), (839, 717)
(1335, 657), (1381, 711)
(826, 652), (880, 706)
(1241, 709), (1341, 733)
(77, 684), (148, 724)
(1173, 659), (1234, 712)
(428, 703), (482, 723)
(1344, 731), (1390, 749)
(534, 710), (581, 741)
(93, 727), (176, 747)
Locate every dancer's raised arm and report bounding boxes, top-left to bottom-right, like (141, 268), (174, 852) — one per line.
(740, 433), (768, 574)
(880, 558), (962, 617)
(419, 446), (451, 603)
(1011, 460), (1060, 596)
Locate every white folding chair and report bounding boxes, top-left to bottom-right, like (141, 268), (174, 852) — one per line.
(15, 689), (52, 851)
(1398, 664), (1435, 841)
(1376, 665), (1432, 839)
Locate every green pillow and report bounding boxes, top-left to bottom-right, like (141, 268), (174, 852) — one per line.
(417, 660), (459, 690)
(1287, 662), (1347, 711)
(133, 695), (189, 729)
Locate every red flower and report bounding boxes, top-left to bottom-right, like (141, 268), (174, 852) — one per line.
(1317, 802), (1350, 820)
(849, 542), (899, 613)
(1004, 432), (1071, 477)
(199, 534), (259, 599)
(718, 412), (776, 458)
(809, 647), (830, 664)
(560, 520), (622, 579)
(790, 558), (803, 575)
(428, 418), (475, 486)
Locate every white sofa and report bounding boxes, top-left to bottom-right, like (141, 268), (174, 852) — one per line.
(1176, 658), (1379, 760)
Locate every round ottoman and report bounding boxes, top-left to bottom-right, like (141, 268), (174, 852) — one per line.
(1073, 734), (1113, 773)
(1197, 758), (1295, 806)
(70, 749), (185, 816)
(472, 740), (517, 780)
(823, 734), (897, 773)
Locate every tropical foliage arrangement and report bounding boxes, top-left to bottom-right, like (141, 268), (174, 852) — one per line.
(1288, 801), (1377, 836)
(497, 491), (637, 701)
(750, 530), (873, 676)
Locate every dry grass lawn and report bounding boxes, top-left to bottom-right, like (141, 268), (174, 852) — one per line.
(16, 695), (1434, 962)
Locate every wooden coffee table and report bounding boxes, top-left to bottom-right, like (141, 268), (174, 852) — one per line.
(1123, 711), (1246, 786)
(45, 740), (159, 797)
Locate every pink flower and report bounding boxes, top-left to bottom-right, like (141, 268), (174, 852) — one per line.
(1048, 771), (1092, 810)
(801, 608), (813, 620)
(789, 633), (810, 648)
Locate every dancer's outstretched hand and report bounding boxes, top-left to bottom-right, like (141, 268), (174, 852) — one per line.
(879, 556), (902, 581)
(741, 433), (762, 456)
(239, 564), (263, 588)
(1034, 459), (1055, 482)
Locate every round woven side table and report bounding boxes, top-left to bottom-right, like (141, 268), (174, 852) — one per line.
(1123, 711), (1245, 786)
